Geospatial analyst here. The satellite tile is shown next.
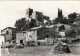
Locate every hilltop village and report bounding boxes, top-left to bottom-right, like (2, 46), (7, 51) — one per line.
(1, 8), (80, 46)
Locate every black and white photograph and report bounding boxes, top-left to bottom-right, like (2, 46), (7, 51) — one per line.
(0, 1), (80, 56)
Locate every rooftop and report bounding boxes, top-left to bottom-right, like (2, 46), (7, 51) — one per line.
(27, 26), (44, 30)
(1, 27), (16, 32)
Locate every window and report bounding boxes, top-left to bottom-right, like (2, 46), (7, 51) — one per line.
(29, 35), (32, 38)
(20, 40), (23, 43)
(6, 31), (9, 34)
(23, 32), (25, 35)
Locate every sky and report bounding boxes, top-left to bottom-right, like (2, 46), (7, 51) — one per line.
(0, 1), (80, 32)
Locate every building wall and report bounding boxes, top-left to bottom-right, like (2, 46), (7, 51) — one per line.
(32, 11), (43, 22)
(1, 28), (12, 35)
(1, 28), (14, 43)
(32, 12), (37, 20)
(16, 32), (26, 44)
(1, 30), (6, 34)
(5, 34), (12, 42)
(0, 35), (5, 43)
(26, 8), (33, 22)
(25, 30), (37, 41)
(16, 30), (37, 44)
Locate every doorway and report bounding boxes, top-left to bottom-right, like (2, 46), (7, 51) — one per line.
(20, 40), (23, 43)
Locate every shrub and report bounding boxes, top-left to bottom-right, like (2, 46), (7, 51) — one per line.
(53, 42), (71, 54)
(14, 44), (24, 48)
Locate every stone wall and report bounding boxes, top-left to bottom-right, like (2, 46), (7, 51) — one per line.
(16, 32), (26, 44)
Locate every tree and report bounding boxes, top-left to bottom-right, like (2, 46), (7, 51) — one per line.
(54, 17), (60, 24)
(49, 25), (57, 39)
(29, 19), (37, 28)
(68, 12), (78, 24)
(60, 19), (69, 24)
(44, 20), (51, 26)
(14, 18), (37, 31)
(65, 29), (76, 37)
(60, 17), (69, 24)
(14, 18), (29, 30)
(54, 12), (78, 24)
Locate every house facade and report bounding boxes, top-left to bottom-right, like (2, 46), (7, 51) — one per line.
(16, 31), (26, 44)
(16, 28), (36, 44)
(16, 29), (37, 44)
(1, 27), (16, 43)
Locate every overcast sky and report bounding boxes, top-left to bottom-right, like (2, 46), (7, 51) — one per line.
(0, 1), (80, 31)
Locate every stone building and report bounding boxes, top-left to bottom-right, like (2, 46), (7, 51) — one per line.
(16, 26), (49, 44)
(16, 28), (37, 44)
(1, 8), (50, 45)
(1, 27), (16, 43)
(16, 31), (26, 44)
(25, 8), (50, 26)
